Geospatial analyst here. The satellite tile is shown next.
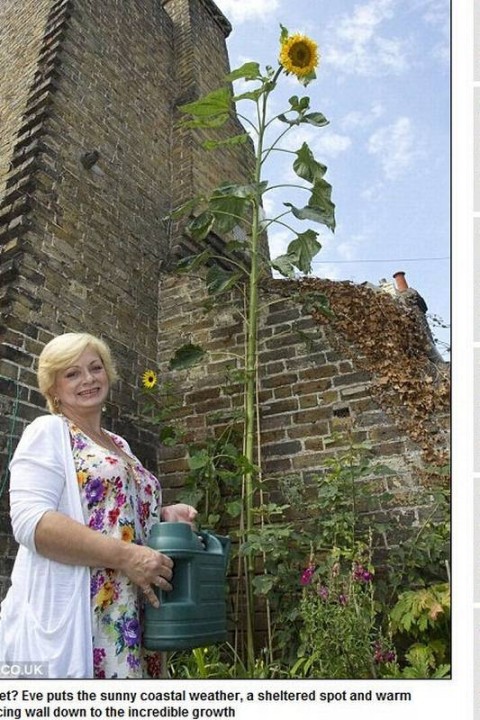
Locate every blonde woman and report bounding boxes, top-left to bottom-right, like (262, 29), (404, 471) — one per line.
(0, 333), (196, 678)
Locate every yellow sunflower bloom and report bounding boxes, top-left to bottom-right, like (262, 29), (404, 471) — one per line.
(279, 33), (319, 78)
(142, 369), (157, 389)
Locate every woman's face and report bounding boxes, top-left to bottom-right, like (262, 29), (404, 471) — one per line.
(52, 346), (110, 417)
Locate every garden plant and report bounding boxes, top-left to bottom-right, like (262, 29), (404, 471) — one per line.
(140, 26), (450, 678)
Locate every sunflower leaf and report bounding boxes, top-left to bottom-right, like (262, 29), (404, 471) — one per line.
(233, 89), (264, 102)
(293, 142), (327, 183)
(180, 113), (230, 129)
(288, 95), (310, 112)
(270, 254), (296, 278)
(300, 111), (329, 127)
(176, 250), (211, 274)
(277, 114), (301, 126)
(209, 189), (249, 233)
(179, 87), (232, 118)
(279, 24), (289, 43)
(186, 211), (215, 240)
(169, 197), (202, 220)
(284, 178), (336, 232)
(206, 265), (243, 295)
(226, 62), (261, 81)
(285, 230), (321, 274)
(212, 181), (268, 199)
(168, 343), (206, 371)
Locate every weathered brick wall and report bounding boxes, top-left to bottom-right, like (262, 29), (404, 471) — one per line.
(0, 0), (449, 610)
(155, 273), (449, 551)
(0, 0), (251, 598)
(0, 0), (53, 200)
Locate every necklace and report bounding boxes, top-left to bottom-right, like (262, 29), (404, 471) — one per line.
(67, 418), (138, 468)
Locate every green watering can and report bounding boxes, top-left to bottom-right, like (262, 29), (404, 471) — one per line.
(143, 522), (231, 651)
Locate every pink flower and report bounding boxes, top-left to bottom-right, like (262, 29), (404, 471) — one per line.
(317, 585), (329, 600)
(353, 563), (373, 583)
(300, 565), (316, 586)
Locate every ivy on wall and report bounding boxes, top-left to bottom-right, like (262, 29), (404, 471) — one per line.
(264, 277), (450, 474)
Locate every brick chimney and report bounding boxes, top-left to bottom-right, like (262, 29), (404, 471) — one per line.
(393, 271), (408, 292)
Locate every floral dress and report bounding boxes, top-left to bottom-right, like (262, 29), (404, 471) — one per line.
(68, 420), (163, 678)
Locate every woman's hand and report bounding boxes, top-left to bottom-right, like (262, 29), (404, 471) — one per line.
(120, 543), (174, 608)
(161, 503), (197, 525)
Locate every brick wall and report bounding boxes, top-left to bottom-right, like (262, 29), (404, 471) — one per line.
(0, 0), (252, 598)
(0, 0), (449, 608)
(155, 272), (449, 550)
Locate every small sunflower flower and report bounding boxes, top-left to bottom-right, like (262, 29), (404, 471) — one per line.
(142, 369), (157, 389)
(279, 32), (319, 80)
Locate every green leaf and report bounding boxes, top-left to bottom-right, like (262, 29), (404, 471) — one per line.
(181, 113), (230, 130)
(284, 178), (336, 232)
(270, 254), (296, 278)
(186, 211), (215, 240)
(202, 133), (249, 151)
(225, 61), (261, 82)
(209, 196), (249, 234)
(279, 23), (289, 43)
(293, 142), (327, 183)
(285, 229), (321, 274)
(301, 112), (329, 127)
(188, 449), (211, 470)
(233, 89), (264, 103)
(169, 197), (202, 220)
(252, 574), (276, 595)
(176, 249), (211, 273)
(309, 178), (336, 231)
(208, 181), (266, 233)
(168, 343), (206, 370)
(289, 95), (310, 112)
(206, 265), (242, 295)
(159, 425), (180, 446)
(277, 114), (301, 126)
(213, 181), (268, 199)
(179, 87), (232, 118)
(301, 290), (333, 318)
(225, 499), (243, 518)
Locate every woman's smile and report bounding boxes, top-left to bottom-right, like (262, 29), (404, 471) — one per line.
(52, 347), (110, 416)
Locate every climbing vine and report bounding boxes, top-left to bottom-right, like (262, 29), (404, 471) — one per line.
(264, 276), (450, 474)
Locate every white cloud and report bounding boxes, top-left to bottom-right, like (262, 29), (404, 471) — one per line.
(341, 104), (385, 131)
(269, 122), (351, 160)
(214, 0), (280, 24)
(417, 0), (450, 64)
(367, 116), (416, 180)
(323, 0), (409, 76)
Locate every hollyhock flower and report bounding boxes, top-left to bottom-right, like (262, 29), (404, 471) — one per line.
(317, 584), (329, 600)
(353, 563), (373, 583)
(300, 564), (316, 586)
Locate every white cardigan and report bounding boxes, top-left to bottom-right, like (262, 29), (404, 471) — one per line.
(0, 415), (93, 678)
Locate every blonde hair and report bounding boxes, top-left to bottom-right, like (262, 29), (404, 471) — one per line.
(37, 333), (118, 413)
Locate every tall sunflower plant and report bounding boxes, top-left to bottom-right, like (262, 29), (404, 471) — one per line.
(147, 26), (336, 669)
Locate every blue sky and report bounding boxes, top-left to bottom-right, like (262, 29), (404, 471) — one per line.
(214, 0), (451, 355)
